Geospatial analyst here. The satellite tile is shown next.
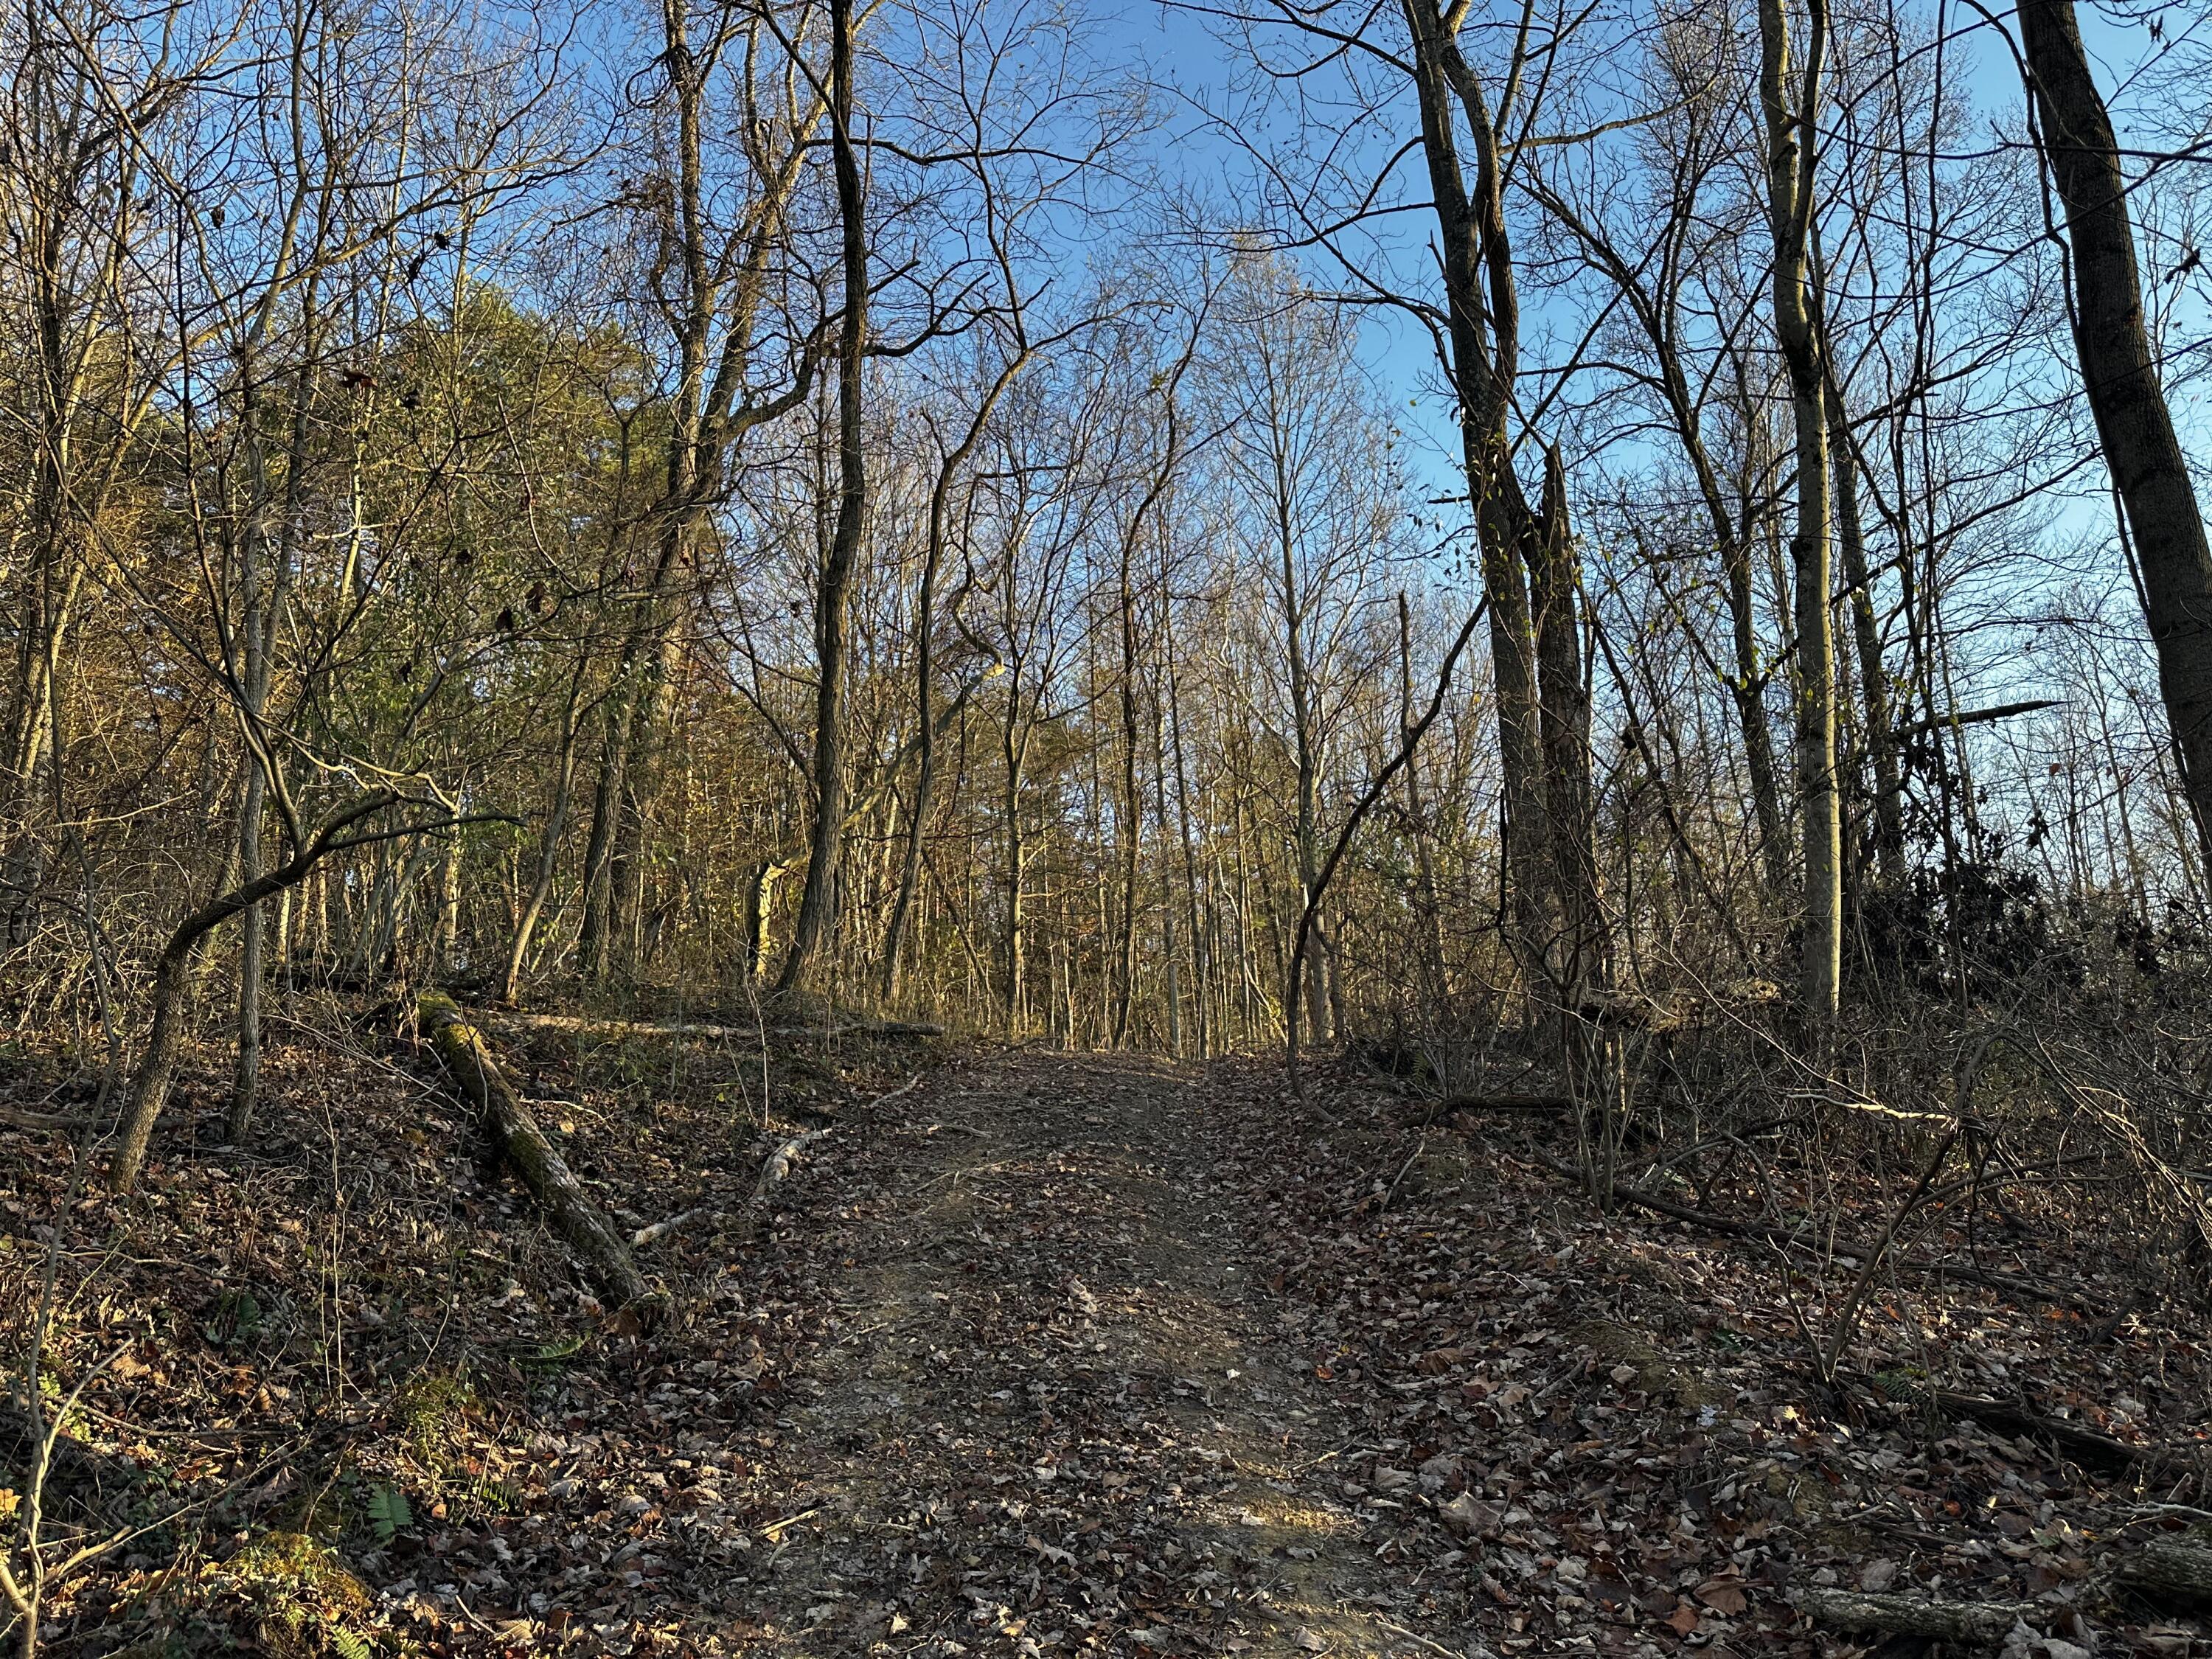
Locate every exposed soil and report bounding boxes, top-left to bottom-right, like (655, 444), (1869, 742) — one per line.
(728, 1048), (1451, 1656)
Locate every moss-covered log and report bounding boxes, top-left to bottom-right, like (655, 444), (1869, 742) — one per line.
(416, 991), (663, 1323)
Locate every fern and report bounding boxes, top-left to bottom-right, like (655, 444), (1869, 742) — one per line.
(329, 1624), (375, 1659)
(365, 1483), (411, 1544)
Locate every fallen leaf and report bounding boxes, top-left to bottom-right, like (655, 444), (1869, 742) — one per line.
(1696, 1577), (1748, 1616)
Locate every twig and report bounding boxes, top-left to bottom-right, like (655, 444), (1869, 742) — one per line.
(1520, 1146), (2097, 1313)
(761, 1506), (822, 1537)
(1368, 1615), (1470, 1659)
(1380, 1137), (1426, 1211)
(1820, 1121), (1960, 1382)
(633, 1120), (841, 1250)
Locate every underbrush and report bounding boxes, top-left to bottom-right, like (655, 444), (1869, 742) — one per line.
(1216, 1045), (2212, 1656)
(1315, 900), (2212, 1654)
(0, 987), (937, 1656)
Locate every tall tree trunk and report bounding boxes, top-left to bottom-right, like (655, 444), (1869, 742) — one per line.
(229, 344), (315, 1143)
(1759, 0), (1842, 1023)
(1003, 717), (1029, 1028)
(777, 0), (867, 997)
(1529, 445), (1604, 999)
(882, 665), (936, 1004)
(1402, 0), (1555, 988)
(2020, 0), (2212, 872)
(1112, 577), (1143, 1047)
(228, 765), (267, 1141)
(1166, 649), (1211, 1057)
(1826, 380), (1905, 887)
(1720, 556), (1791, 894)
(1397, 595), (1452, 1039)
(229, 397), (272, 1137)
(1276, 472), (1331, 1048)
(1151, 673), (1183, 1056)
(883, 368), (1026, 1000)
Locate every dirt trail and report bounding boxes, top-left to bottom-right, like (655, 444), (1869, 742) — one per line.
(732, 1049), (1461, 1658)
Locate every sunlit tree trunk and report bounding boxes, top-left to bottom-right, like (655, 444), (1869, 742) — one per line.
(1401, 0), (1554, 989)
(1758, 0), (1842, 1023)
(1825, 380), (1904, 888)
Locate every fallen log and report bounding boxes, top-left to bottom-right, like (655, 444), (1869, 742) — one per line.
(769, 1018), (945, 1040)
(0, 1105), (93, 1130)
(491, 1013), (760, 1043)
(1430, 1093), (1572, 1115)
(1882, 1380), (2148, 1474)
(1793, 1587), (2031, 1643)
(417, 992), (664, 1325)
(631, 1074), (919, 1248)
(630, 1130), (831, 1250)
(494, 1011), (945, 1043)
(1525, 1148), (2098, 1315)
(2118, 1539), (2212, 1604)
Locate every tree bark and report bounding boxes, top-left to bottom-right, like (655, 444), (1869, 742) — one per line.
(501, 671), (588, 1004)
(2020, 0), (2212, 873)
(1402, 3), (1558, 990)
(1793, 1587), (2029, 1644)
(2116, 1540), (2212, 1604)
(1828, 379), (1904, 888)
(1530, 445), (1604, 998)
(417, 992), (662, 1320)
(885, 368), (1026, 1001)
(777, 0), (867, 997)
(1758, 0), (1843, 1023)
(1397, 597), (1452, 1032)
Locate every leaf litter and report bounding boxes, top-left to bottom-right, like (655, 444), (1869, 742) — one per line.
(3, 1030), (2209, 1658)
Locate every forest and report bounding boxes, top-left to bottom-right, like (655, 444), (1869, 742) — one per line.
(4, 0), (2212, 1653)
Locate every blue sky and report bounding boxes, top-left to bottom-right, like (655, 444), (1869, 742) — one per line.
(1085, 0), (2194, 521)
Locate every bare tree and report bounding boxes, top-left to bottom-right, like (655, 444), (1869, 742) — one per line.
(2017, 0), (2212, 876)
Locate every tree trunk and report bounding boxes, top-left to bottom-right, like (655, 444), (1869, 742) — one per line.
(501, 678), (586, 1004)
(1827, 380), (1904, 888)
(1402, 0), (1555, 990)
(417, 992), (661, 1320)
(113, 794), (402, 1192)
(1759, 0), (1842, 1023)
(2020, 0), (2212, 873)
(1113, 578), (1144, 1048)
(227, 765), (267, 1143)
(1397, 596), (1452, 1039)
(739, 858), (789, 983)
(1004, 700), (1032, 1030)
(777, 0), (867, 997)
(1530, 444), (1604, 998)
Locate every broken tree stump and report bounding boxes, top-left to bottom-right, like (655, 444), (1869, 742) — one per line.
(417, 992), (665, 1325)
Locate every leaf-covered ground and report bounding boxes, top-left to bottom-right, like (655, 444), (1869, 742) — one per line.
(5, 1030), (2211, 1658)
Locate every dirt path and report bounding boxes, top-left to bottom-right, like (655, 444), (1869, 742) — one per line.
(730, 1049), (1464, 1658)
